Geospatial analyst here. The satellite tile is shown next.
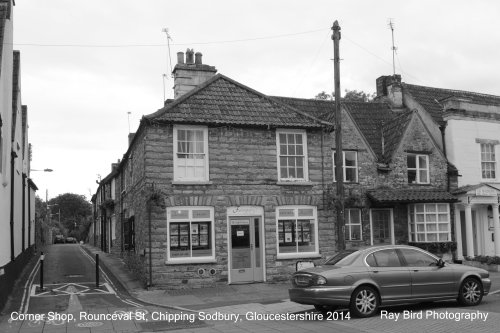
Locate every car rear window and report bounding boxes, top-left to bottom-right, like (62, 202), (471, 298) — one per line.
(325, 251), (359, 266)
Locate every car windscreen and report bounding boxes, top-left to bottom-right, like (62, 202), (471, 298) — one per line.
(324, 250), (359, 266)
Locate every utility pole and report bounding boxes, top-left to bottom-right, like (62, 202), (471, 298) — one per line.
(332, 20), (345, 251)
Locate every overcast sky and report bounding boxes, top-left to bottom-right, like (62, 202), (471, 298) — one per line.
(13, 0), (500, 201)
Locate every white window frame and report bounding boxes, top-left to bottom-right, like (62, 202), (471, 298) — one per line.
(275, 205), (319, 259)
(173, 125), (209, 182)
(480, 143), (497, 180)
(276, 129), (309, 182)
(345, 208), (362, 241)
(166, 206), (215, 264)
(408, 203), (451, 243)
(333, 150), (359, 183)
(407, 154), (429, 184)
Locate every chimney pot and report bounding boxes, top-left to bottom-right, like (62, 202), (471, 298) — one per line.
(195, 52), (202, 64)
(177, 52), (185, 64)
(186, 48), (194, 64)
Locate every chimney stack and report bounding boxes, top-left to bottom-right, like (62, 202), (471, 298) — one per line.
(375, 75), (403, 108)
(172, 49), (217, 99)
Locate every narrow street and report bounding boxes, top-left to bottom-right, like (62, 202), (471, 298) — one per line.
(0, 244), (191, 333)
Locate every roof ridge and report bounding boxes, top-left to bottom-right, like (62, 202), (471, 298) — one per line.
(404, 82), (500, 101)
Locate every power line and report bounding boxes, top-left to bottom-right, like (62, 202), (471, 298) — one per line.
(10, 28), (328, 48)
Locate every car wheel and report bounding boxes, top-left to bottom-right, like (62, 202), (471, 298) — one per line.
(314, 305), (337, 314)
(350, 286), (379, 318)
(458, 277), (483, 306)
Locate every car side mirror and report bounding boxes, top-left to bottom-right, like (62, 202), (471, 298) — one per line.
(437, 258), (445, 268)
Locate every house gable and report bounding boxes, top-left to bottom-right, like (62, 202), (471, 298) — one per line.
(146, 74), (331, 129)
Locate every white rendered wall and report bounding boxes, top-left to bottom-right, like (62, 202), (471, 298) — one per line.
(445, 118), (500, 187)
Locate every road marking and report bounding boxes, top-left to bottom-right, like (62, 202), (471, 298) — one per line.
(19, 259), (40, 314)
(30, 282), (115, 297)
(66, 285), (83, 312)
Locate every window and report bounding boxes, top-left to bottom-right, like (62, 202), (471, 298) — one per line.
(123, 216), (135, 251)
(345, 209), (362, 241)
(368, 249), (402, 267)
(333, 151), (358, 182)
(173, 125), (209, 182)
(407, 154), (429, 184)
(399, 248), (437, 267)
(276, 206), (318, 258)
(480, 143), (496, 179)
(408, 203), (451, 242)
(276, 130), (308, 181)
(167, 207), (214, 262)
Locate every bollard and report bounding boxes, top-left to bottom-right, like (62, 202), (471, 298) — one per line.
(40, 251), (45, 290)
(95, 253), (99, 288)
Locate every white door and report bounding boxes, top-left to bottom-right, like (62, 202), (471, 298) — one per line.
(229, 217), (263, 283)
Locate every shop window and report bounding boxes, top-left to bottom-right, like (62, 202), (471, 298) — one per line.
(167, 207), (214, 263)
(276, 206), (318, 258)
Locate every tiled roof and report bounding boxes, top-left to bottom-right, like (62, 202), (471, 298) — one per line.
(367, 188), (457, 203)
(270, 96), (334, 120)
(381, 110), (413, 162)
(342, 102), (406, 161)
(404, 83), (500, 124)
(274, 98), (416, 163)
(147, 74), (331, 129)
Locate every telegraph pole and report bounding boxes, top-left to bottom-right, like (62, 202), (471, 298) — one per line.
(332, 20), (345, 251)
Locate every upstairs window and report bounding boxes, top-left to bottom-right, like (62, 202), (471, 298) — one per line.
(173, 125), (209, 182)
(333, 151), (358, 183)
(407, 154), (429, 184)
(480, 143), (496, 180)
(276, 130), (308, 181)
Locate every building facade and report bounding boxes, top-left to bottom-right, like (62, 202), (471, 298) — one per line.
(92, 51), (457, 289)
(0, 0), (37, 310)
(377, 75), (500, 259)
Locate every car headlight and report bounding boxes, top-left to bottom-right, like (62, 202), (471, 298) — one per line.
(316, 276), (327, 285)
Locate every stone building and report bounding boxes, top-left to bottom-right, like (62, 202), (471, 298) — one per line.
(92, 52), (457, 288)
(377, 75), (500, 259)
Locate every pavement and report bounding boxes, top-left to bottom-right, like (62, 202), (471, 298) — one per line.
(78, 244), (500, 333)
(81, 244), (310, 313)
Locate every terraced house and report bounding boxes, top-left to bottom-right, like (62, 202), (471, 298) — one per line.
(92, 51), (458, 289)
(379, 76), (500, 259)
(0, 0), (37, 309)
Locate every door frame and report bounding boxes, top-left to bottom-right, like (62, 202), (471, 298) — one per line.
(227, 206), (265, 284)
(369, 208), (394, 246)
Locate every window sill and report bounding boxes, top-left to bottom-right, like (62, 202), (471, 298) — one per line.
(172, 181), (213, 185)
(165, 258), (217, 265)
(408, 183), (432, 186)
(276, 253), (321, 260)
(277, 181), (315, 186)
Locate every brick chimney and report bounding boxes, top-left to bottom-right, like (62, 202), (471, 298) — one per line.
(172, 49), (217, 99)
(376, 75), (403, 108)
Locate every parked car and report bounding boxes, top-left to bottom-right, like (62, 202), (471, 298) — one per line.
(289, 245), (491, 318)
(65, 237), (77, 243)
(54, 235), (65, 244)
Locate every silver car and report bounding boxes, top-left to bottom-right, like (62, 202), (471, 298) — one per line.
(289, 245), (491, 318)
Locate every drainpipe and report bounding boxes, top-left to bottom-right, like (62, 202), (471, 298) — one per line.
(148, 197), (153, 288)
(10, 151), (18, 261)
(440, 124), (449, 191)
(22, 173), (26, 251)
(28, 180), (31, 248)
